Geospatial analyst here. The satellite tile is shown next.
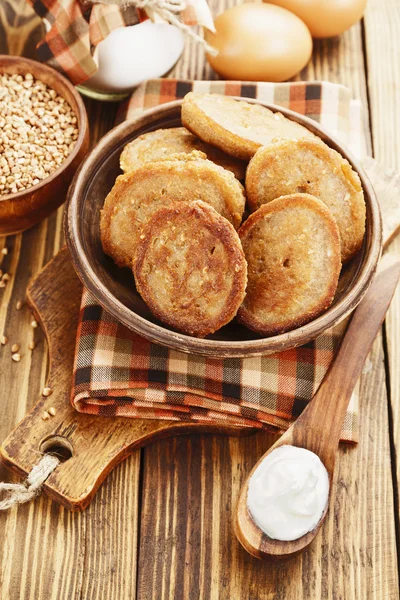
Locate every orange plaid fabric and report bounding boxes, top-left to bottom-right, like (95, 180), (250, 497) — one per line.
(72, 80), (367, 442)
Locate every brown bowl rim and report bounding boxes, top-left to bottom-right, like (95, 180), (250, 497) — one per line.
(65, 98), (382, 358)
(0, 54), (88, 203)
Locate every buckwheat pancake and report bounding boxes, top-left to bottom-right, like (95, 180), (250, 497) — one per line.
(120, 127), (247, 180)
(100, 153), (246, 269)
(245, 138), (366, 262)
(181, 92), (315, 161)
(133, 201), (247, 338)
(237, 194), (341, 336)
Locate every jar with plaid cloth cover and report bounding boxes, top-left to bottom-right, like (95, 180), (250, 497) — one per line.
(28, 0), (216, 100)
(81, 20), (186, 101)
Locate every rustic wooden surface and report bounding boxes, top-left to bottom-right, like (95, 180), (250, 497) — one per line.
(0, 0), (399, 598)
(1, 248), (253, 510)
(235, 254), (400, 560)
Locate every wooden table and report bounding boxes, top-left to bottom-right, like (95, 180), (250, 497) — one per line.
(0, 1), (399, 598)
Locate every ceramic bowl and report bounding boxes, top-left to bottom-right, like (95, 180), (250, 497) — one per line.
(64, 99), (382, 358)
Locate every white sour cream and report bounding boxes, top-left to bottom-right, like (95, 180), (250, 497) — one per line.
(247, 445), (329, 541)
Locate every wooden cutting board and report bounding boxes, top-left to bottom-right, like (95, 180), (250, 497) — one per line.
(0, 248), (252, 511)
(1, 158), (399, 512)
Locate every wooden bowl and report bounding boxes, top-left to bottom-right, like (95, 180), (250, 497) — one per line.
(0, 55), (89, 236)
(65, 100), (382, 358)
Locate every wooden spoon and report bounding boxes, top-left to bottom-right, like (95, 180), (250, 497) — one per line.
(234, 253), (400, 559)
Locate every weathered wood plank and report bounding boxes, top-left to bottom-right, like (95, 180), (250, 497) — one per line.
(139, 5), (399, 599)
(0, 0), (44, 59)
(0, 0), (399, 599)
(0, 458), (140, 600)
(363, 0), (400, 172)
(363, 0), (400, 557)
(0, 6), (137, 595)
(138, 338), (398, 600)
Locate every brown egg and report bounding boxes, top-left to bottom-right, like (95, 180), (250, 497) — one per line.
(265, 0), (367, 38)
(205, 3), (312, 82)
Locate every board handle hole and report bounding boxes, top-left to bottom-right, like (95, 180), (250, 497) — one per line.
(40, 436), (73, 463)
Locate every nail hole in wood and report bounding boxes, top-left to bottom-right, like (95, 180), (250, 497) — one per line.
(40, 436), (73, 462)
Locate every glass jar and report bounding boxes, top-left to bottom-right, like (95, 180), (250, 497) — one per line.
(78, 20), (184, 101)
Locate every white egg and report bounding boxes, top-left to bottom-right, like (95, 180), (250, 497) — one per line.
(85, 20), (184, 93)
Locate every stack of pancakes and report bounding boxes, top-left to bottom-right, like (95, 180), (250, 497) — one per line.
(100, 93), (366, 338)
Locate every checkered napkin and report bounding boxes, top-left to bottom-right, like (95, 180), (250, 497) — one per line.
(72, 80), (366, 443)
(28, 0), (213, 85)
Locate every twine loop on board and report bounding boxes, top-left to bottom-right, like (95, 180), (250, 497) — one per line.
(0, 454), (59, 510)
(86, 0), (218, 55)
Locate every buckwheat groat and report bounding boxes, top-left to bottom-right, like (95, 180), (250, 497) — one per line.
(0, 72), (79, 196)
(100, 153), (246, 268)
(120, 127), (247, 180)
(237, 194), (341, 336)
(181, 92), (315, 161)
(246, 138), (366, 262)
(133, 201), (247, 337)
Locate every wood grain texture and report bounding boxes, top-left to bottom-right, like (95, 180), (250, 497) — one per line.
(362, 157), (400, 248)
(386, 234), (400, 546)
(363, 0), (400, 562)
(1, 249), (252, 510)
(138, 341), (398, 600)
(139, 3), (400, 599)
(0, 13), (124, 595)
(0, 0), (44, 59)
(0, 0), (399, 598)
(0, 245), (140, 598)
(235, 254), (400, 559)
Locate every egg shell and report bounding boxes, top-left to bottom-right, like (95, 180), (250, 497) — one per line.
(264, 0), (367, 38)
(205, 3), (313, 82)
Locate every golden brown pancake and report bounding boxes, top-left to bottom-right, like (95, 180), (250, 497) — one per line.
(120, 127), (247, 180)
(245, 138), (366, 262)
(181, 92), (315, 161)
(133, 200), (247, 337)
(237, 193), (341, 336)
(100, 153), (246, 269)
